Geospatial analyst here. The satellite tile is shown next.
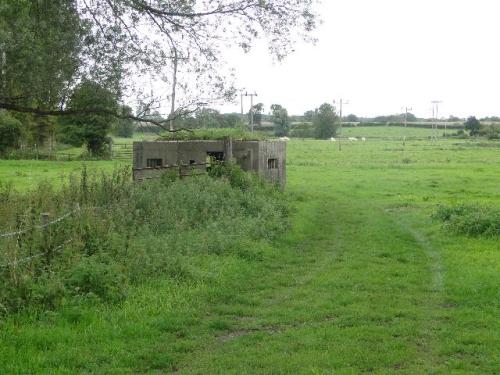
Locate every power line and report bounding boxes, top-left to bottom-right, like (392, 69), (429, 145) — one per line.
(243, 91), (258, 132)
(402, 106), (412, 147)
(334, 99), (349, 151)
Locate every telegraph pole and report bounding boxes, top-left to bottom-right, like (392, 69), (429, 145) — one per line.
(335, 99), (348, 151)
(402, 106), (412, 147)
(197, 102), (208, 128)
(431, 100), (442, 142)
(243, 91), (258, 132)
(240, 90), (245, 122)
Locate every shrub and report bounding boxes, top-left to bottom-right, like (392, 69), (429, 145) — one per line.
(290, 122), (313, 138)
(65, 256), (127, 303)
(434, 204), (500, 237)
(479, 125), (500, 140)
(464, 116), (481, 136)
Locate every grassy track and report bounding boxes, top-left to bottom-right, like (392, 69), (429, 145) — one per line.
(1, 138), (500, 373)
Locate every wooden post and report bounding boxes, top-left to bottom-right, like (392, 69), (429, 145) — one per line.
(40, 213), (50, 227)
(108, 138), (113, 159)
(41, 213), (51, 265)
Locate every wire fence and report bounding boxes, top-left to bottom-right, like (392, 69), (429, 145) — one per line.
(0, 239), (74, 268)
(0, 204), (86, 269)
(0, 205), (80, 239)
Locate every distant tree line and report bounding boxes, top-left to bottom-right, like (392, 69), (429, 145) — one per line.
(0, 81), (135, 156)
(177, 110), (243, 129)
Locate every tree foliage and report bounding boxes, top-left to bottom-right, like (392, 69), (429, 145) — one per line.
(345, 114), (358, 122)
(373, 113), (417, 123)
(0, 111), (22, 153)
(0, 1), (318, 129)
(180, 109), (242, 129)
(464, 116), (481, 136)
(249, 103), (264, 125)
(112, 106), (135, 138)
(271, 104), (289, 136)
(303, 110), (315, 122)
(313, 103), (337, 139)
(57, 81), (118, 155)
(0, 0), (84, 110)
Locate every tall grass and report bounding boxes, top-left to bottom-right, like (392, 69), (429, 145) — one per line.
(0, 164), (288, 315)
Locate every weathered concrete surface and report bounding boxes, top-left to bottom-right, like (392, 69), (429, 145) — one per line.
(133, 140), (286, 188)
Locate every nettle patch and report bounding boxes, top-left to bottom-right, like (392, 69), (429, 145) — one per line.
(433, 203), (500, 237)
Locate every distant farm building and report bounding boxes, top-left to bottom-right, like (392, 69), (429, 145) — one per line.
(133, 139), (286, 188)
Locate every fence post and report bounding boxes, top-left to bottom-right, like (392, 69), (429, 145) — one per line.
(109, 138), (114, 159)
(41, 213), (51, 265)
(40, 213), (50, 227)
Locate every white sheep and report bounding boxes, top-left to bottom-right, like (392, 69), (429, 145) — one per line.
(348, 137), (358, 141)
(361, 137), (366, 142)
(279, 136), (290, 141)
(330, 137), (336, 142)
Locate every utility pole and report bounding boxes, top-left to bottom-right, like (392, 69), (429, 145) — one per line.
(335, 99), (348, 151)
(240, 91), (244, 122)
(164, 33), (190, 132)
(402, 106), (412, 147)
(197, 102), (208, 128)
(431, 100), (442, 142)
(243, 91), (258, 132)
(169, 52), (178, 131)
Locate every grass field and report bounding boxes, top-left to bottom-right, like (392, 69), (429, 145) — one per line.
(0, 134), (156, 190)
(0, 160), (127, 190)
(1, 137), (500, 373)
(340, 125), (449, 138)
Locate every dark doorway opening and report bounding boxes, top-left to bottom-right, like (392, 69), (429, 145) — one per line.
(206, 151), (224, 171)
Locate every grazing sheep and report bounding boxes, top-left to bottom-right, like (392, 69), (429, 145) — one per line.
(330, 137), (336, 142)
(348, 137), (358, 141)
(361, 137), (366, 142)
(279, 136), (290, 141)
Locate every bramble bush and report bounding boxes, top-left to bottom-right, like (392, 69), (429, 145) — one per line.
(0, 163), (289, 315)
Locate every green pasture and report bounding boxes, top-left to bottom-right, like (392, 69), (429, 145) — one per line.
(0, 134), (157, 190)
(340, 125), (450, 138)
(1, 137), (500, 373)
(0, 160), (127, 190)
(54, 133), (157, 158)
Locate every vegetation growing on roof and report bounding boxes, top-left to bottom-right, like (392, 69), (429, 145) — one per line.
(157, 128), (268, 141)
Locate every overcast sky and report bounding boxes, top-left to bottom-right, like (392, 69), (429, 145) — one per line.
(218, 0), (500, 118)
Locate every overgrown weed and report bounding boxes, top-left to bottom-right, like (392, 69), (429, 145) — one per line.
(0, 163), (288, 315)
(434, 203), (500, 237)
